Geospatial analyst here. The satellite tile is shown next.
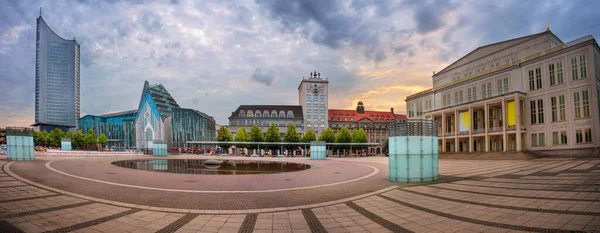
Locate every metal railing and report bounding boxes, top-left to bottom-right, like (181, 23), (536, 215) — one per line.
(489, 127), (503, 132)
(507, 125), (516, 131)
(472, 129), (485, 134)
(388, 119), (438, 137)
(445, 132), (455, 136)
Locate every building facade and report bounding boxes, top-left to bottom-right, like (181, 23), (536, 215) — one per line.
(228, 106), (304, 138)
(329, 102), (406, 155)
(33, 15), (80, 132)
(405, 30), (600, 156)
(79, 81), (216, 149)
(298, 71), (329, 135)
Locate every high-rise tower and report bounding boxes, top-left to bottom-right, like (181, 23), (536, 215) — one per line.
(32, 13), (80, 132)
(298, 71), (329, 135)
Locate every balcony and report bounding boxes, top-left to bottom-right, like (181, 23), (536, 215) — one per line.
(445, 132), (455, 136)
(459, 131), (469, 135)
(473, 128), (485, 134)
(507, 125), (516, 131)
(489, 127), (503, 132)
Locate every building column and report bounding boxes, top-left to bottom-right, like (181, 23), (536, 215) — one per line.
(441, 112), (446, 153)
(469, 106), (473, 153)
(484, 103), (489, 152)
(515, 95), (522, 151)
(502, 99), (507, 152)
(454, 109), (459, 153)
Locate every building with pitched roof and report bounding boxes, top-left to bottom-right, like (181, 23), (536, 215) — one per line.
(228, 105), (304, 137)
(329, 102), (406, 155)
(405, 29), (600, 156)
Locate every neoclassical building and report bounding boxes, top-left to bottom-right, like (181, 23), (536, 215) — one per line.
(405, 29), (600, 156)
(329, 102), (405, 155)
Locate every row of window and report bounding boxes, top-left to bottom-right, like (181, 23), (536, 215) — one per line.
(238, 110), (294, 118)
(531, 128), (593, 147)
(530, 90), (591, 125)
(529, 55), (588, 91)
(305, 100), (326, 105)
(230, 119), (302, 126)
(306, 95), (326, 99)
(451, 56), (516, 83)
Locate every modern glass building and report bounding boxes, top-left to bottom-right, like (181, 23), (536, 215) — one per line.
(79, 81), (216, 149)
(170, 108), (216, 148)
(33, 14), (80, 132)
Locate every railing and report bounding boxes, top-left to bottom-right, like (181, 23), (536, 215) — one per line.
(473, 129), (485, 134)
(459, 131), (469, 135)
(489, 127), (503, 132)
(388, 119), (438, 137)
(507, 125), (516, 131)
(445, 132), (455, 136)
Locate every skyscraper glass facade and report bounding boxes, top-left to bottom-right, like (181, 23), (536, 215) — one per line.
(34, 16), (80, 132)
(171, 108), (216, 148)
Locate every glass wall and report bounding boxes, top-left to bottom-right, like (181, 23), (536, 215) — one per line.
(171, 108), (216, 148)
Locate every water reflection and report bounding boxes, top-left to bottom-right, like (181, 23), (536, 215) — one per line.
(112, 159), (311, 175)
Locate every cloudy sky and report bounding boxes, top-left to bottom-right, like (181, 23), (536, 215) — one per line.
(1, 0), (599, 127)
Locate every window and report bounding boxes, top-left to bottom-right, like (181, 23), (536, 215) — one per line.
(306, 95), (311, 99)
(573, 90), (590, 119)
(497, 79), (503, 95)
(571, 57), (578, 80)
(306, 100), (311, 104)
(536, 68), (542, 89)
(575, 129), (591, 144)
(459, 91), (463, 103)
(531, 133), (544, 147)
(529, 70), (535, 90)
(580, 55), (587, 79)
(552, 131), (568, 145)
(530, 100), (544, 124)
(503, 78), (509, 94)
(487, 82), (492, 97)
(551, 96), (565, 122)
(467, 88), (472, 102)
(472, 86), (477, 100)
(559, 95), (566, 121)
(551, 96), (557, 122)
(557, 62), (563, 84)
(313, 100), (318, 104)
(454, 92), (458, 104)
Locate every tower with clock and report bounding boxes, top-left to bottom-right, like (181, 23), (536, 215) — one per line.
(298, 70), (329, 135)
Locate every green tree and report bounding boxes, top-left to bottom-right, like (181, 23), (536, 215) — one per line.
(318, 128), (335, 143)
(72, 130), (85, 149)
(382, 139), (389, 156)
(85, 129), (97, 149)
(249, 125), (264, 152)
(283, 124), (300, 155)
(234, 128), (249, 155)
(98, 133), (108, 146)
(351, 128), (368, 156)
(216, 126), (233, 151)
(301, 129), (316, 142)
(40, 130), (50, 146)
(335, 127), (352, 154)
(49, 128), (65, 147)
(265, 123), (281, 152)
(65, 130), (74, 139)
(33, 131), (41, 145)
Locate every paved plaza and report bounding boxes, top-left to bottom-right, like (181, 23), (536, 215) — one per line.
(0, 156), (599, 232)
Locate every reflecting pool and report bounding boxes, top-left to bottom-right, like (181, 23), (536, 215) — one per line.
(111, 159), (311, 175)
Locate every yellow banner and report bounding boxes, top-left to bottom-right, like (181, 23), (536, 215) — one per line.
(507, 101), (516, 126)
(459, 111), (470, 132)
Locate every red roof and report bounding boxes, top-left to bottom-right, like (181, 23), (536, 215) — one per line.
(328, 109), (406, 123)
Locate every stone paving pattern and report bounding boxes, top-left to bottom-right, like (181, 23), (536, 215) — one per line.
(0, 157), (599, 232)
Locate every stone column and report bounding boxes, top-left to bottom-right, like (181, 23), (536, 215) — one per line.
(441, 112), (446, 153)
(469, 106), (473, 152)
(502, 99), (507, 152)
(454, 109), (459, 153)
(515, 95), (522, 151)
(484, 103), (489, 152)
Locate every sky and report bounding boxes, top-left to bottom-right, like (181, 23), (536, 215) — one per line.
(1, 0), (599, 127)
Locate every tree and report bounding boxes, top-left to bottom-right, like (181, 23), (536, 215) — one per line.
(49, 128), (65, 147)
(33, 131), (41, 145)
(249, 125), (264, 152)
(318, 128), (335, 143)
(301, 129), (316, 142)
(98, 133), (108, 146)
(335, 127), (352, 154)
(283, 124), (301, 155)
(216, 126), (233, 151)
(265, 123), (281, 152)
(234, 128), (249, 155)
(72, 130), (85, 149)
(65, 130), (73, 139)
(85, 129), (97, 149)
(382, 139), (389, 156)
(40, 130), (50, 146)
(351, 128), (368, 156)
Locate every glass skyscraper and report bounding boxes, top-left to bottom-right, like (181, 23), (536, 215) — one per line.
(33, 14), (80, 132)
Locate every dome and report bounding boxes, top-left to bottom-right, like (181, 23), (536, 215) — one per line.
(357, 101), (364, 106)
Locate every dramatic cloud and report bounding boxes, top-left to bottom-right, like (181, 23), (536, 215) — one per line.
(251, 68), (275, 86)
(1, 0), (599, 127)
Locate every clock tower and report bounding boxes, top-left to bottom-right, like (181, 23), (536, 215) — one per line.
(298, 71), (329, 135)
